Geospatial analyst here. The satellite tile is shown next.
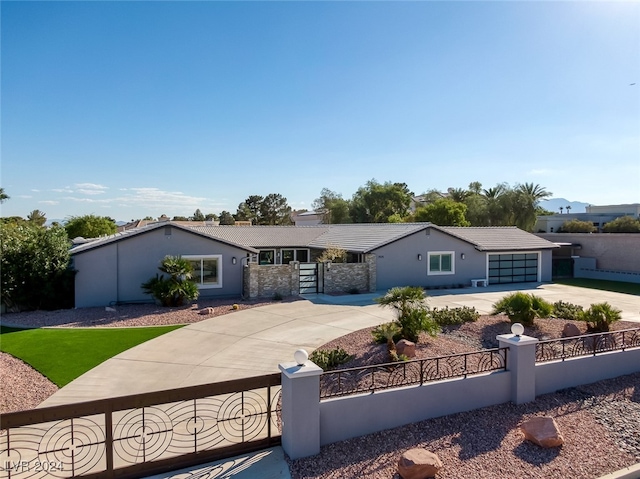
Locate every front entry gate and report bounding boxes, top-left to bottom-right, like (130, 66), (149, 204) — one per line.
(299, 263), (323, 294)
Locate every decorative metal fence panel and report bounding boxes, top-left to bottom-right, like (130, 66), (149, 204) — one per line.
(319, 348), (508, 399)
(536, 328), (640, 363)
(0, 374), (281, 479)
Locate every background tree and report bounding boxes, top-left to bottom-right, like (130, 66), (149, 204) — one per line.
(350, 180), (412, 223)
(27, 209), (47, 227)
(602, 216), (640, 233)
(559, 219), (597, 233)
(511, 182), (552, 231)
(463, 192), (488, 226)
(236, 195), (263, 225)
(205, 213), (218, 221)
(312, 188), (351, 224)
(143, 216), (154, 221)
(191, 209), (205, 221)
(482, 184), (508, 226)
(218, 210), (235, 225)
(172, 215), (189, 221)
(414, 198), (470, 226)
(64, 214), (117, 239)
(1, 223), (75, 311)
(0, 187), (9, 203)
(259, 193), (292, 225)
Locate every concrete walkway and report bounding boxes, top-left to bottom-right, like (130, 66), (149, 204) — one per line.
(37, 283), (640, 479)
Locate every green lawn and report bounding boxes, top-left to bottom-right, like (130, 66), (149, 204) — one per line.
(554, 278), (640, 296)
(0, 325), (182, 387)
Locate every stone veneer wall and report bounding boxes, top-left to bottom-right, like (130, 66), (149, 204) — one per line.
(244, 254), (377, 298)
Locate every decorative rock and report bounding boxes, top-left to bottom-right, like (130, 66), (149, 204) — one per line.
(398, 448), (442, 479)
(562, 323), (581, 337)
(520, 416), (564, 448)
(396, 339), (416, 358)
(105, 307), (116, 312)
(199, 307), (215, 316)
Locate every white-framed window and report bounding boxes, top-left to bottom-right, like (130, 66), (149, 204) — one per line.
(183, 255), (222, 288)
(428, 251), (454, 275)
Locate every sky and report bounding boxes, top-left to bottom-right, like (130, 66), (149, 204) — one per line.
(1, 1), (639, 222)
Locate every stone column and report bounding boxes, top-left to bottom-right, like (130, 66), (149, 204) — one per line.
(279, 358), (323, 459)
(497, 331), (539, 404)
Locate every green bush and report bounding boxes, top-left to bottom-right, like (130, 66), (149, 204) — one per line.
(141, 256), (199, 307)
(431, 306), (480, 326)
(579, 302), (622, 332)
(372, 322), (402, 348)
(375, 286), (439, 343)
(491, 292), (553, 326)
(559, 219), (596, 233)
(552, 300), (584, 321)
(309, 347), (353, 371)
(602, 216), (640, 233)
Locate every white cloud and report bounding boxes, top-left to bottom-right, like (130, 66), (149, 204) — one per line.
(39, 200), (60, 205)
(31, 189), (40, 192)
(17, 195), (33, 199)
(62, 197), (113, 204)
(74, 183), (109, 195)
(528, 169), (554, 176)
(52, 188), (74, 193)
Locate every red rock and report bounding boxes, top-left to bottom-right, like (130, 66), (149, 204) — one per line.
(396, 339), (416, 358)
(397, 448), (442, 479)
(199, 307), (215, 316)
(520, 416), (564, 448)
(562, 323), (581, 337)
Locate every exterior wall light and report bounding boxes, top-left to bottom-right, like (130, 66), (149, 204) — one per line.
(232, 257), (237, 265)
(511, 323), (525, 337)
(417, 254), (422, 261)
(461, 253), (465, 260)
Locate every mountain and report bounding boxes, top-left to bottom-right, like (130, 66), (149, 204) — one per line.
(539, 198), (590, 214)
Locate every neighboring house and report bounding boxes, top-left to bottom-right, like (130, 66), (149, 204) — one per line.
(291, 210), (324, 226)
(535, 203), (640, 233)
(71, 222), (558, 308)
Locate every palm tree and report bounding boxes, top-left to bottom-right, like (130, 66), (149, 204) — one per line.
(27, 209), (47, 227)
(514, 183), (552, 231)
(566, 205), (572, 214)
(517, 182), (552, 203)
(0, 188), (9, 203)
(447, 187), (471, 203)
(482, 184), (506, 226)
(559, 206), (564, 214)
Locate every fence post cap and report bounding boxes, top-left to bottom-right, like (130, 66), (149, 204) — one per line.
(279, 361), (323, 379)
(496, 333), (539, 345)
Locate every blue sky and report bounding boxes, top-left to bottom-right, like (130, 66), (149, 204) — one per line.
(2, 1), (638, 222)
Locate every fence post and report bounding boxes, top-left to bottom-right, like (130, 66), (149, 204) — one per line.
(279, 354), (323, 460)
(497, 329), (539, 404)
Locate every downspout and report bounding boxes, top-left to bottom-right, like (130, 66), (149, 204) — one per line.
(116, 242), (120, 304)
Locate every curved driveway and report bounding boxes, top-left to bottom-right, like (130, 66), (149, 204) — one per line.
(40, 283), (640, 408)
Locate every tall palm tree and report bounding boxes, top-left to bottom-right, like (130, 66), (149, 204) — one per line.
(559, 206), (564, 214)
(514, 183), (552, 231)
(482, 184), (507, 226)
(27, 209), (47, 227)
(0, 188), (9, 203)
(566, 205), (572, 214)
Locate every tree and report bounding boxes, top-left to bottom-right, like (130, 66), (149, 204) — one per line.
(447, 187), (471, 203)
(191, 209), (205, 221)
(603, 216), (640, 233)
(1, 223), (75, 311)
(64, 214), (117, 239)
(260, 193), (292, 225)
(172, 216), (189, 221)
(560, 219), (596, 233)
(219, 211), (235, 225)
(143, 216), (154, 221)
(559, 206), (564, 214)
(482, 184), (508, 226)
(0, 187), (9, 203)
(463, 193), (488, 226)
(414, 198), (470, 226)
(236, 195), (264, 225)
(27, 209), (47, 227)
(312, 188), (351, 224)
(205, 213), (218, 221)
(375, 286), (439, 342)
(350, 180), (412, 223)
(512, 183), (552, 232)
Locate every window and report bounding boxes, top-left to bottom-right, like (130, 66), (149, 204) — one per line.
(183, 255), (222, 288)
(281, 249), (310, 264)
(258, 250), (275, 265)
(428, 252), (454, 275)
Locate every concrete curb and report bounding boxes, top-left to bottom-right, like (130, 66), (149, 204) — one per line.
(597, 463), (640, 479)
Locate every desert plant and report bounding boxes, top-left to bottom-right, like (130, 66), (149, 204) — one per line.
(372, 322), (402, 350)
(141, 256), (199, 307)
(317, 245), (347, 263)
(579, 302), (622, 332)
(309, 347), (353, 371)
(491, 292), (552, 326)
(552, 300), (584, 321)
(431, 306), (480, 326)
(375, 286), (439, 342)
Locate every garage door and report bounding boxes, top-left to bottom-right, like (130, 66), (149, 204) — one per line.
(488, 253), (538, 284)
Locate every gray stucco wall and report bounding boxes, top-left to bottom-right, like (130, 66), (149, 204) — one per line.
(73, 227), (248, 308)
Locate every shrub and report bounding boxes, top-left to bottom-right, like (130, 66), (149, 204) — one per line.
(559, 219), (596, 233)
(579, 302), (621, 332)
(309, 347), (353, 371)
(431, 306), (480, 326)
(491, 292), (552, 326)
(602, 216), (640, 233)
(552, 300), (584, 321)
(375, 286), (439, 343)
(141, 256), (199, 307)
(232, 304), (239, 310)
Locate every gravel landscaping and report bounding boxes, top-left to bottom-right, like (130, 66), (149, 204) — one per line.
(2, 303), (639, 479)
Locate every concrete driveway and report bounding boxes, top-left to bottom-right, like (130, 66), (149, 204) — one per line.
(40, 283), (640, 408)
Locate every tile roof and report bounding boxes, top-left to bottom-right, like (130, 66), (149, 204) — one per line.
(436, 226), (558, 251)
(71, 222), (557, 256)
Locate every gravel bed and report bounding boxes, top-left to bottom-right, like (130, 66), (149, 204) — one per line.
(0, 353), (58, 414)
(289, 316), (640, 479)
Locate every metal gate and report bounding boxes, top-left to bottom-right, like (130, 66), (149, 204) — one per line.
(299, 263), (323, 294)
